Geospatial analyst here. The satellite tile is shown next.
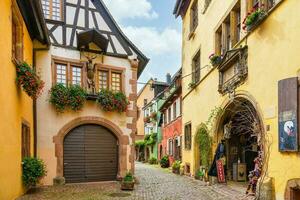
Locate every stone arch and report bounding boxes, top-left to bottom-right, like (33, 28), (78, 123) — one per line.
(53, 116), (129, 179)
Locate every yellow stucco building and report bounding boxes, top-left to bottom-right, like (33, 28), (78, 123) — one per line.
(0, 0), (48, 199)
(175, 0), (300, 199)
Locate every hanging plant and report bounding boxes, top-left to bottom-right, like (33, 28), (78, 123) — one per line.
(242, 4), (266, 31)
(144, 132), (157, 146)
(97, 89), (129, 112)
(195, 123), (211, 168)
(16, 62), (44, 99)
(49, 84), (86, 113)
(209, 53), (222, 67)
(144, 116), (151, 123)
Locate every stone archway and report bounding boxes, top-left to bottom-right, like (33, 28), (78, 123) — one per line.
(211, 94), (265, 189)
(53, 116), (129, 181)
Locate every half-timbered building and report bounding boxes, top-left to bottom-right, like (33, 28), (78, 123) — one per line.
(36, 0), (148, 185)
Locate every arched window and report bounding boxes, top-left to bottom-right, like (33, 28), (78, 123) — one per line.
(41, 0), (63, 21)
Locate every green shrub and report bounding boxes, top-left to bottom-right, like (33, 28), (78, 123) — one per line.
(195, 123), (211, 168)
(135, 140), (145, 148)
(160, 155), (169, 168)
(172, 160), (181, 171)
(49, 84), (86, 112)
(148, 157), (157, 165)
(22, 157), (47, 188)
(144, 132), (157, 146)
(123, 172), (134, 182)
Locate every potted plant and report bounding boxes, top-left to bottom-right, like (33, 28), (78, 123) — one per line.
(209, 53), (222, 67)
(195, 169), (205, 181)
(121, 172), (135, 190)
(188, 82), (196, 89)
(16, 62), (45, 99)
(160, 155), (169, 168)
(148, 157), (157, 165)
(22, 157), (47, 193)
(242, 4), (266, 32)
(172, 160), (181, 174)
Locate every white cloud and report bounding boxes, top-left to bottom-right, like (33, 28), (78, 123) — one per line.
(102, 0), (158, 21)
(122, 26), (181, 56)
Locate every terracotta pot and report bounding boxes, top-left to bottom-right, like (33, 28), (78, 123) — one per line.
(121, 181), (135, 191)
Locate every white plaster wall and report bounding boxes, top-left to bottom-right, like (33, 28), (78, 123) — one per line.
(36, 46), (135, 185)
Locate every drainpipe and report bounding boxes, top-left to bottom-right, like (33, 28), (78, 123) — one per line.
(32, 47), (49, 157)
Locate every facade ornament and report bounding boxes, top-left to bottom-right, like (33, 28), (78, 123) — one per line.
(129, 58), (139, 69)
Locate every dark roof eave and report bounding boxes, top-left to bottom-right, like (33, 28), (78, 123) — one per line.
(17, 0), (50, 45)
(173, 0), (183, 17)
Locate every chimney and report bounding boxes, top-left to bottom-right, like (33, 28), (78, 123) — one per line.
(166, 73), (171, 84)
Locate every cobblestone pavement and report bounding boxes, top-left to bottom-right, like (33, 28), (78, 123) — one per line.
(130, 162), (252, 200)
(19, 162), (254, 200)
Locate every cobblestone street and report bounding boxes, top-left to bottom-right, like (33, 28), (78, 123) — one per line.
(131, 162), (251, 200)
(19, 162), (253, 200)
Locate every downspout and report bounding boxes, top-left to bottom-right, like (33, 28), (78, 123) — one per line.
(32, 47), (49, 157)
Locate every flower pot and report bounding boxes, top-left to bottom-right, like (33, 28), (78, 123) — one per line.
(121, 181), (135, 191)
(210, 56), (222, 67)
(172, 168), (180, 174)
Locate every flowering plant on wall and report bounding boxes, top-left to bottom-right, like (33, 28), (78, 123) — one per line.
(209, 53), (222, 67)
(150, 112), (157, 120)
(97, 89), (129, 113)
(16, 62), (45, 99)
(49, 84), (86, 113)
(243, 4), (266, 31)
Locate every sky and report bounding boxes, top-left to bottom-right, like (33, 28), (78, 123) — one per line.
(102, 0), (182, 90)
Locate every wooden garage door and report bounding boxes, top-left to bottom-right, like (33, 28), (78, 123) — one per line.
(63, 124), (118, 183)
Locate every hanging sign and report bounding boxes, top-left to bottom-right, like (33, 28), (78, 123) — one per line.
(216, 160), (226, 183)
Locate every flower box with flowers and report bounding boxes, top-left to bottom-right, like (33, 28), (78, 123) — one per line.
(16, 62), (45, 99)
(209, 53), (222, 67)
(97, 89), (129, 113)
(243, 4), (266, 32)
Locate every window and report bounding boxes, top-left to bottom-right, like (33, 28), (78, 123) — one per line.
(41, 0), (63, 21)
(11, 0), (23, 62)
(190, 0), (198, 32)
(111, 72), (121, 92)
(168, 107), (171, 123)
(184, 123), (192, 150)
(144, 99), (148, 106)
(98, 70), (108, 90)
(97, 69), (123, 92)
(173, 102), (177, 120)
(21, 123), (30, 159)
(56, 64), (67, 86)
(54, 61), (83, 86)
(164, 111), (167, 125)
(72, 66), (82, 86)
(168, 139), (174, 155)
(192, 51), (201, 84)
(215, 1), (241, 55)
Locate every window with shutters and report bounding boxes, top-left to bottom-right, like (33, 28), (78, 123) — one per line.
(190, 0), (198, 33)
(54, 61), (83, 86)
(215, 1), (241, 55)
(192, 50), (201, 84)
(184, 123), (192, 150)
(21, 123), (30, 159)
(41, 0), (63, 21)
(11, 0), (23, 63)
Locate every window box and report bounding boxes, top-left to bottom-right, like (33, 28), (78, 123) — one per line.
(243, 5), (266, 32)
(218, 46), (248, 94)
(209, 53), (222, 67)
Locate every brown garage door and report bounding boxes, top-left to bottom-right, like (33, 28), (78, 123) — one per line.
(63, 124), (118, 183)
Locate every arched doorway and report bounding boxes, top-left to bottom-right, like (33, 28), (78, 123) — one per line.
(213, 97), (264, 184)
(63, 124), (118, 183)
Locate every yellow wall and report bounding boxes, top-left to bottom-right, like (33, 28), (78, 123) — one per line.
(136, 79), (154, 138)
(181, 0), (300, 199)
(0, 0), (35, 199)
